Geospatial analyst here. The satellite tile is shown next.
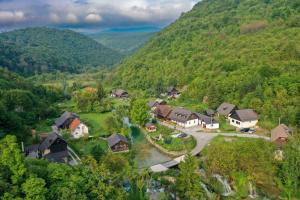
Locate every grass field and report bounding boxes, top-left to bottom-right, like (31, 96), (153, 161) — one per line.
(80, 112), (113, 137)
(68, 137), (108, 157)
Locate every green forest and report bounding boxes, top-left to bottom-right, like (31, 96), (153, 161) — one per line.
(0, 27), (122, 75)
(113, 0), (300, 128)
(0, 68), (65, 140)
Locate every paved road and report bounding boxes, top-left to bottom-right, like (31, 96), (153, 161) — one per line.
(150, 122), (270, 172)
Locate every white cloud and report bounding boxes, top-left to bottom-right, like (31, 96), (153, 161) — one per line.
(65, 13), (78, 23)
(0, 10), (25, 22)
(85, 13), (102, 23)
(49, 13), (60, 23)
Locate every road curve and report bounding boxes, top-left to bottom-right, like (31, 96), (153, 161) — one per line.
(150, 122), (270, 173)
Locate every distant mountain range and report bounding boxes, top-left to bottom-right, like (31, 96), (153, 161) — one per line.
(91, 31), (157, 55)
(0, 27), (122, 75)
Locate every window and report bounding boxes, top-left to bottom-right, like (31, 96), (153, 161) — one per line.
(232, 120), (234, 123)
(236, 121), (240, 125)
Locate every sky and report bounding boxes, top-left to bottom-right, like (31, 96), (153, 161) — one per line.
(0, 0), (199, 33)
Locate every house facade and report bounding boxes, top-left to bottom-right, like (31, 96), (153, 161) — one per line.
(228, 109), (259, 128)
(108, 134), (129, 152)
(196, 113), (219, 129)
(169, 107), (199, 128)
(145, 122), (157, 132)
(24, 132), (69, 163)
(69, 118), (89, 139)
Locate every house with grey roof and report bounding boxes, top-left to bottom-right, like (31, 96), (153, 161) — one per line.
(107, 133), (129, 152)
(217, 102), (238, 117)
(169, 107), (199, 128)
(167, 86), (180, 99)
(55, 111), (79, 129)
(228, 109), (259, 128)
(196, 113), (219, 129)
(110, 89), (128, 98)
(24, 132), (69, 163)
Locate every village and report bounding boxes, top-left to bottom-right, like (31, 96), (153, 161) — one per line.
(23, 85), (293, 170)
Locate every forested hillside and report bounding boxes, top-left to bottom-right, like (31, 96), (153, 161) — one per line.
(92, 32), (156, 55)
(0, 69), (64, 140)
(0, 28), (122, 75)
(114, 0), (300, 128)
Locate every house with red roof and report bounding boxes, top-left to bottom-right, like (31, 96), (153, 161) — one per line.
(69, 118), (89, 139)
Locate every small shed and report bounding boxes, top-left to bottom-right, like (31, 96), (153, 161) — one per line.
(107, 134), (129, 152)
(145, 122), (157, 132)
(271, 124), (292, 147)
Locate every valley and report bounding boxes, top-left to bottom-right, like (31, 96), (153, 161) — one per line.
(0, 0), (299, 199)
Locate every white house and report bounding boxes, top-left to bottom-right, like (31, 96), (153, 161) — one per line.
(69, 118), (89, 139)
(228, 109), (259, 128)
(196, 113), (219, 129)
(168, 107), (199, 128)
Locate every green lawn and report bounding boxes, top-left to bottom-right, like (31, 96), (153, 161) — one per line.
(67, 138), (108, 157)
(80, 112), (113, 137)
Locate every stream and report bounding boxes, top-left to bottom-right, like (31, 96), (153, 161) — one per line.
(130, 126), (172, 169)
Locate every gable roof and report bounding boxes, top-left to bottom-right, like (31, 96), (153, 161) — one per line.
(145, 122), (155, 127)
(167, 86), (178, 93)
(154, 105), (173, 118)
(69, 118), (81, 131)
(271, 124), (292, 142)
(196, 113), (218, 124)
(39, 132), (66, 152)
(148, 101), (158, 108)
(230, 109), (259, 122)
(206, 109), (215, 116)
(217, 102), (237, 115)
(107, 133), (128, 147)
(112, 89), (128, 96)
(169, 107), (197, 123)
(55, 111), (79, 127)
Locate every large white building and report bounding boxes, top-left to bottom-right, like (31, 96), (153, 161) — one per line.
(169, 107), (199, 128)
(228, 109), (259, 128)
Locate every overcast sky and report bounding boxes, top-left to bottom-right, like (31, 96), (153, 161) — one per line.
(0, 0), (199, 33)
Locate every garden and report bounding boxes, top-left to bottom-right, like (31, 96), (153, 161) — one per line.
(148, 125), (196, 152)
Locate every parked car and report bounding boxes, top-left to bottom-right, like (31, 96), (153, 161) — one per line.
(177, 133), (188, 138)
(240, 128), (256, 134)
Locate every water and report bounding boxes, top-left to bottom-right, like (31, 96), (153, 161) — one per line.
(130, 126), (172, 169)
(212, 174), (232, 196)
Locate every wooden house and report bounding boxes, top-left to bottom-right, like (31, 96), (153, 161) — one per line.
(271, 124), (292, 147)
(108, 134), (129, 152)
(145, 122), (157, 132)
